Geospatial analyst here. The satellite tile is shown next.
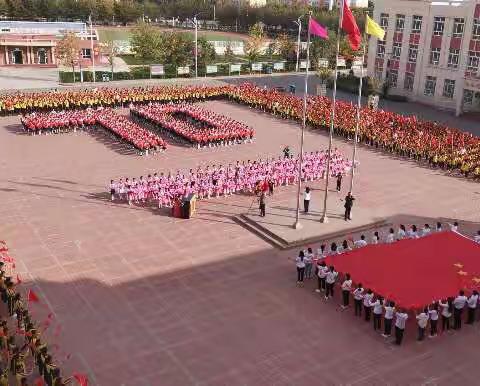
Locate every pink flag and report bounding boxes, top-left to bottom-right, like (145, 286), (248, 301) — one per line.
(308, 18), (328, 39)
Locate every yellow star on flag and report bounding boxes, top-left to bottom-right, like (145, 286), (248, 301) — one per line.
(458, 270), (468, 276)
(454, 263), (464, 268)
(472, 277), (480, 284)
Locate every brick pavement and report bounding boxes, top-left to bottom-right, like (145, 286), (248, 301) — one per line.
(1, 100), (480, 385)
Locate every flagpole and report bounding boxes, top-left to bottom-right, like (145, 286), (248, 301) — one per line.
(293, 12), (312, 230)
(349, 35), (366, 193)
(320, 0), (344, 223)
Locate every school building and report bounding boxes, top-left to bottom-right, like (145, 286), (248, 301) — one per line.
(367, 0), (480, 116)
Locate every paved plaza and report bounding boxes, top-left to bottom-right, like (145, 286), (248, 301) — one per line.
(2, 98), (480, 385)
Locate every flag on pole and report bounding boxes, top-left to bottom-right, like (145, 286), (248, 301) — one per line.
(308, 18), (328, 39)
(366, 15), (385, 40)
(73, 373), (89, 386)
(341, 1), (361, 50)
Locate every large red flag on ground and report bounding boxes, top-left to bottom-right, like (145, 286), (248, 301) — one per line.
(73, 373), (88, 386)
(27, 289), (40, 302)
(341, 1), (361, 50)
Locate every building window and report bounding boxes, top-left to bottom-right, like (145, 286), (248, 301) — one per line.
(433, 17), (445, 36)
(463, 89), (474, 105)
(404, 73), (414, 91)
(376, 41), (386, 58)
(408, 44), (418, 63)
(442, 79), (455, 98)
(424, 76), (436, 96)
(81, 48), (91, 58)
(392, 42), (402, 59)
(429, 47), (440, 65)
(452, 18), (464, 38)
(411, 15), (422, 33)
(467, 51), (480, 73)
(447, 49), (459, 69)
(388, 69), (398, 88)
(380, 13), (389, 28)
(473, 19), (480, 40)
(395, 14), (405, 32)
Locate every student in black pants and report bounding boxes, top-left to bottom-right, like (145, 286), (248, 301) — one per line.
(453, 290), (468, 330)
(363, 289), (373, 322)
(353, 283), (364, 317)
(416, 308), (429, 341)
(394, 309), (409, 345)
(428, 302), (439, 337)
(466, 290), (479, 324)
(383, 301), (395, 338)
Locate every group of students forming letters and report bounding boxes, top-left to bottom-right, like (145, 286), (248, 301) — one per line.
(294, 222), (480, 345)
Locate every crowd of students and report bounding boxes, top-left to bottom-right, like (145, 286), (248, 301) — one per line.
(294, 222), (480, 345)
(9, 82), (480, 176)
(130, 103), (254, 147)
(0, 252), (73, 385)
(108, 149), (351, 207)
(21, 108), (167, 154)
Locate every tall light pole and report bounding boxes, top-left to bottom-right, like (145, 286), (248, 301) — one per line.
(194, 15), (199, 78)
(293, 15), (303, 72)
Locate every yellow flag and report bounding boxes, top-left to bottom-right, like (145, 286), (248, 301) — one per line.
(366, 15), (385, 40)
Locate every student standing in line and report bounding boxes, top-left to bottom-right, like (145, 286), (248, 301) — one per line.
(295, 251), (306, 287)
(397, 225), (406, 240)
(439, 298), (452, 332)
(382, 300), (395, 338)
(354, 235), (367, 248)
(371, 231), (380, 245)
(453, 290), (468, 330)
(336, 173), (342, 192)
(474, 230), (480, 243)
(304, 248), (313, 280)
(316, 244), (327, 261)
(325, 266), (338, 300)
(466, 290), (479, 325)
(371, 297), (384, 331)
(341, 274), (352, 309)
(363, 289), (373, 322)
(394, 309), (409, 345)
(428, 302), (439, 337)
(315, 261), (328, 293)
(416, 308), (429, 341)
(386, 228), (395, 243)
(436, 222), (443, 232)
(421, 224), (431, 237)
(353, 283), (364, 317)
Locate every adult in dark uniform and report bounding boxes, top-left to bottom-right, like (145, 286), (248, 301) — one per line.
(336, 173), (342, 192)
(344, 192), (355, 221)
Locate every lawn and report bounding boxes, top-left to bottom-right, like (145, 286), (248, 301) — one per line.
(97, 27), (248, 42)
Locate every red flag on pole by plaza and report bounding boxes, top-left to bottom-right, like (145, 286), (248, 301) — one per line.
(73, 373), (89, 386)
(341, 1), (361, 50)
(27, 289), (40, 303)
(308, 17), (328, 39)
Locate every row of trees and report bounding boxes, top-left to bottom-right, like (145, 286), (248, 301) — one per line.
(0, 0), (368, 31)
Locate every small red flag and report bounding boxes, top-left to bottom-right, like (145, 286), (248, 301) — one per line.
(341, 1), (361, 51)
(27, 289), (40, 303)
(73, 373), (88, 386)
(34, 377), (45, 386)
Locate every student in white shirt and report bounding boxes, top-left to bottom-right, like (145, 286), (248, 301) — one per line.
(303, 187), (311, 213)
(394, 309), (409, 345)
(466, 290), (479, 325)
(382, 300), (395, 338)
(353, 283), (364, 317)
(439, 298), (452, 332)
(330, 242), (338, 255)
(386, 228), (395, 243)
(325, 266), (338, 300)
(397, 225), (406, 240)
(315, 261), (328, 293)
(407, 225), (419, 239)
(341, 273), (352, 309)
(340, 240), (351, 254)
(436, 222), (443, 232)
(371, 231), (379, 245)
(416, 308), (429, 341)
(354, 235), (367, 248)
(428, 302), (439, 337)
(295, 250), (306, 286)
(304, 247), (314, 279)
(474, 230), (480, 244)
(450, 221), (459, 233)
(371, 297), (384, 331)
(363, 289), (373, 322)
(421, 224), (431, 237)
(453, 290), (468, 330)
(316, 244), (327, 261)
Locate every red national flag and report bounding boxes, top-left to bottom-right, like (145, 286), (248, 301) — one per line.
(73, 373), (88, 386)
(341, 1), (361, 51)
(27, 289), (40, 303)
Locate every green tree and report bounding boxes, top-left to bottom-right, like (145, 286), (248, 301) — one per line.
(0, 0), (8, 16)
(56, 32), (80, 82)
(114, 0), (142, 24)
(101, 39), (121, 78)
(197, 37), (216, 68)
(275, 33), (295, 61)
(244, 22), (265, 63)
(130, 22), (163, 62)
(223, 41), (235, 62)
